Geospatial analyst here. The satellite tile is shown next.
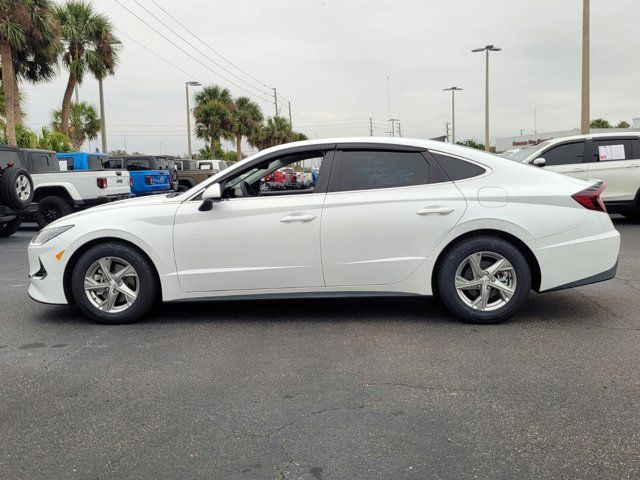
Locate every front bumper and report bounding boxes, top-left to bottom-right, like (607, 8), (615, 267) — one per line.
(27, 237), (71, 305)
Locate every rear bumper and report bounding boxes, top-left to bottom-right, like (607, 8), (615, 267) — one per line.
(73, 193), (134, 207)
(531, 212), (620, 292)
(0, 202), (38, 221)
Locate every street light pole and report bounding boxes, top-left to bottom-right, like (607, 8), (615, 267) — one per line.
(443, 87), (462, 144)
(581, 0), (590, 134)
(185, 81), (201, 159)
(472, 45), (501, 151)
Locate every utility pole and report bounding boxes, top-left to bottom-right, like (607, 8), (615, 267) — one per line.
(581, 0), (590, 134)
(445, 122), (450, 143)
(443, 87), (462, 144)
(185, 81), (201, 159)
(396, 122), (402, 137)
(124, 137), (127, 154)
(472, 45), (502, 152)
(369, 117), (373, 136)
(388, 118), (399, 137)
(288, 101), (293, 141)
(273, 87), (279, 117)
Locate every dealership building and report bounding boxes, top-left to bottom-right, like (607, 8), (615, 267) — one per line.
(495, 117), (640, 153)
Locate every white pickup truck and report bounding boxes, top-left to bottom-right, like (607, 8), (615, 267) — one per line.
(14, 148), (132, 227)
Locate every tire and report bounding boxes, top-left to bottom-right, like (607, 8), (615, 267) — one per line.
(34, 195), (73, 228)
(0, 167), (34, 210)
(71, 242), (159, 324)
(0, 217), (21, 237)
(436, 236), (531, 324)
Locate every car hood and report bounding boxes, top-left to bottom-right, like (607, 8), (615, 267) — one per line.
(44, 194), (177, 229)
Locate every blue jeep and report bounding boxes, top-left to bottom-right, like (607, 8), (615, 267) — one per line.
(103, 155), (171, 196)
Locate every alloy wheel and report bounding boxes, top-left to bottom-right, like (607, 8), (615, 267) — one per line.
(16, 174), (31, 201)
(455, 251), (517, 311)
(84, 257), (139, 313)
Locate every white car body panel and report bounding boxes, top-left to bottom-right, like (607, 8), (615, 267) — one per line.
(27, 137), (620, 309)
(32, 170), (131, 202)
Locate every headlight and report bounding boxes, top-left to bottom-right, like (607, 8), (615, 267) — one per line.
(31, 225), (74, 246)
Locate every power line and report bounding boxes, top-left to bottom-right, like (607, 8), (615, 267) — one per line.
(128, 0), (269, 98)
(149, 0), (273, 90)
(115, 28), (196, 79)
(114, 0), (271, 103)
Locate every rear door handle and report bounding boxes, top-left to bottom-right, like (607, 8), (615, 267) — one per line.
(416, 206), (454, 216)
(569, 168), (585, 172)
(280, 213), (316, 223)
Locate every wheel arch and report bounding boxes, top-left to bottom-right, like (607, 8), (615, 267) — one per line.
(430, 229), (542, 294)
(34, 186), (74, 203)
(62, 237), (162, 304)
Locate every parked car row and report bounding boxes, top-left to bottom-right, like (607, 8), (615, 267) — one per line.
(0, 148), (230, 236)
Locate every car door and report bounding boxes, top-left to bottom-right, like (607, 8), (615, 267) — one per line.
(587, 137), (640, 202)
(535, 140), (589, 179)
(173, 148), (334, 292)
(321, 147), (466, 287)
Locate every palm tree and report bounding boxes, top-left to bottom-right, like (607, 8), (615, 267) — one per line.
(55, 0), (115, 136)
(230, 97), (263, 161)
(93, 32), (120, 153)
(0, 0), (60, 145)
(52, 101), (100, 150)
(193, 85), (234, 159)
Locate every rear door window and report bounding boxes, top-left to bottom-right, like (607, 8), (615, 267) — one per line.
(429, 152), (486, 180)
(88, 155), (109, 169)
(338, 150), (431, 191)
(0, 150), (21, 169)
(592, 138), (637, 162)
(126, 158), (152, 171)
(28, 152), (58, 173)
(540, 141), (586, 166)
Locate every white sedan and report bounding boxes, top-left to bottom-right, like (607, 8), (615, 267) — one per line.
(27, 138), (620, 324)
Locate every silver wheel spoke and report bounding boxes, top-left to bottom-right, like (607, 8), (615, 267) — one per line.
(115, 283), (137, 305)
(471, 288), (490, 310)
(468, 253), (484, 279)
(84, 277), (109, 291)
(102, 289), (118, 311)
(455, 275), (483, 291)
(98, 258), (113, 281)
(114, 265), (133, 281)
(485, 258), (509, 277)
(492, 280), (515, 300)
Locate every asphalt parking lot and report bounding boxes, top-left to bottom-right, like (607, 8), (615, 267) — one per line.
(1, 219), (639, 480)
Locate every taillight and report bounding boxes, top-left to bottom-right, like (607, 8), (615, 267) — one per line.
(129, 177), (133, 187)
(572, 181), (607, 212)
(97, 178), (108, 189)
(145, 176), (153, 185)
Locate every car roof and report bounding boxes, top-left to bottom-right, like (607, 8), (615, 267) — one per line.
(544, 132), (640, 144)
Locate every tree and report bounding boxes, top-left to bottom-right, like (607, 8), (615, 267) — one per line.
(0, 0), (60, 145)
(616, 120), (630, 129)
(456, 139), (485, 150)
(92, 30), (119, 152)
(193, 85), (234, 159)
(36, 126), (72, 151)
(590, 118), (611, 129)
(197, 144), (237, 162)
(55, 0), (115, 136)
(230, 96), (263, 161)
(52, 101), (100, 149)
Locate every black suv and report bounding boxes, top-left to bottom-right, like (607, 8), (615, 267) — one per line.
(0, 145), (37, 237)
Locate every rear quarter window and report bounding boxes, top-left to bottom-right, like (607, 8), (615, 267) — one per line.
(430, 152), (486, 180)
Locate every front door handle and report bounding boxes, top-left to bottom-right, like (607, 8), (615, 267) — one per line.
(416, 206), (454, 216)
(569, 168), (585, 172)
(280, 213), (316, 223)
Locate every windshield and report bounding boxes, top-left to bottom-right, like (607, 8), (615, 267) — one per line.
(502, 141), (551, 162)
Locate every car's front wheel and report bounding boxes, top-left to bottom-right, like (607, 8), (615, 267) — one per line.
(436, 236), (531, 324)
(71, 242), (159, 324)
(0, 217), (21, 237)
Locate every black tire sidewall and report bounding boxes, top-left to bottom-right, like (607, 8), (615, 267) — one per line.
(0, 217), (21, 237)
(71, 242), (158, 324)
(437, 236), (531, 324)
(34, 196), (73, 228)
(1, 167), (34, 210)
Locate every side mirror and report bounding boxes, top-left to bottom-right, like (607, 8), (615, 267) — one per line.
(532, 157), (546, 167)
(199, 183), (222, 211)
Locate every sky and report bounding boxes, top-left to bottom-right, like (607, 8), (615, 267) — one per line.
(20, 0), (640, 156)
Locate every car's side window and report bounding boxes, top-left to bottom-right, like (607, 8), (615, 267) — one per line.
(592, 139), (637, 162)
(29, 153), (54, 173)
(222, 150), (328, 199)
(337, 150), (432, 192)
(429, 152), (486, 180)
(540, 141), (585, 166)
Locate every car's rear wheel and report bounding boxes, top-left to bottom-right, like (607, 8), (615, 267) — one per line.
(34, 195), (73, 228)
(436, 236), (531, 324)
(0, 217), (21, 237)
(71, 242), (159, 324)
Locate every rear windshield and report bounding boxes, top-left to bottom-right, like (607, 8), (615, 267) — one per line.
(88, 155), (110, 169)
(0, 150), (21, 169)
(125, 157), (163, 171)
